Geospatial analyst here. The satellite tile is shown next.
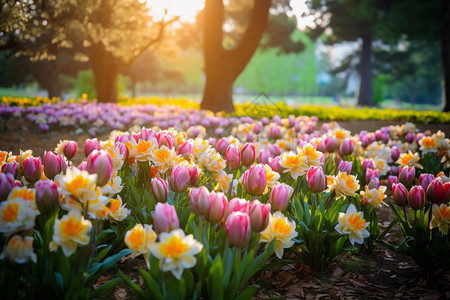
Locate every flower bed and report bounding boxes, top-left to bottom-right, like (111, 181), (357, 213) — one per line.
(0, 99), (449, 299)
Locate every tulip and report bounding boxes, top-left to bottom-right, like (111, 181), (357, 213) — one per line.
(269, 125), (281, 139)
(84, 138), (100, 158)
(157, 131), (174, 149)
(392, 183), (408, 207)
(317, 140), (326, 153)
(63, 141), (77, 160)
(426, 178), (444, 204)
(408, 185), (425, 210)
(306, 166), (326, 193)
(224, 198), (249, 221)
(391, 146), (400, 162)
(240, 143), (256, 167)
(361, 159), (374, 175)
(242, 164), (266, 196)
(140, 128), (156, 141)
(23, 157), (42, 184)
(178, 140), (194, 155)
(419, 174), (434, 192)
(170, 165), (190, 193)
(360, 135), (370, 148)
(398, 166), (415, 189)
(249, 200), (271, 232)
(337, 161), (353, 174)
(115, 134), (131, 144)
(153, 203), (179, 234)
(247, 132), (254, 142)
(206, 192), (228, 223)
(258, 149), (273, 165)
(390, 166), (400, 176)
(226, 144), (241, 170)
(216, 138), (230, 156)
(339, 139), (354, 156)
(443, 182), (450, 204)
(188, 165), (199, 186)
(35, 180), (59, 215)
(0, 173), (15, 201)
(114, 142), (129, 162)
(189, 186), (210, 216)
(253, 122), (262, 134)
(365, 168), (379, 183)
(86, 150), (113, 186)
(405, 132), (415, 144)
(368, 178), (380, 190)
(151, 178), (169, 203)
(225, 211), (251, 247)
(387, 175), (398, 190)
(267, 144), (281, 157)
(268, 156), (283, 174)
(78, 161), (87, 171)
(1, 162), (17, 178)
(324, 137), (339, 153)
(270, 183), (292, 211)
(43, 151), (66, 180)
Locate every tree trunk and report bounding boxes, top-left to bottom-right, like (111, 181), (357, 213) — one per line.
(442, 0), (450, 112)
(357, 34), (374, 106)
(201, 0), (271, 113)
(90, 43), (120, 103)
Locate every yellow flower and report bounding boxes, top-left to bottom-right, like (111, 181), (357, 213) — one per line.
(101, 174), (124, 197)
(50, 210), (91, 257)
(214, 170), (233, 193)
(150, 229), (203, 280)
(55, 167), (98, 202)
(150, 146), (177, 174)
(419, 136), (438, 155)
(105, 145), (125, 170)
(205, 150), (226, 174)
(335, 204), (369, 245)
(105, 196), (130, 222)
(297, 143), (324, 168)
(396, 151), (423, 169)
(124, 224), (157, 268)
(326, 171), (360, 200)
(132, 138), (158, 162)
(279, 152), (307, 179)
(0, 235), (37, 264)
(7, 187), (37, 210)
(264, 164), (280, 193)
(0, 198), (39, 235)
(360, 185), (387, 207)
(260, 211), (298, 259)
(430, 204), (450, 235)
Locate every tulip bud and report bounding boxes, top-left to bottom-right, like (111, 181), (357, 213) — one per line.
(216, 138), (230, 156)
(63, 141), (77, 160)
(391, 146), (400, 162)
(324, 137), (339, 153)
(225, 211), (251, 247)
(419, 174), (434, 192)
(84, 138), (100, 158)
(361, 159), (374, 175)
(14, 180), (22, 187)
(392, 183), (408, 207)
(0, 173), (15, 201)
(151, 177), (168, 203)
(267, 144), (281, 157)
(206, 192), (228, 223)
(316, 140), (326, 153)
(35, 180), (59, 215)
(86, 150), (113, 186)
(170, 165), (190, 193)
(387, 175), (398, 190)
(259, 149), (273, 165)
(240, 143), (256, 167)
(178, 140), (194, 155)
(23, 157), (42, 184)
(224, 197), (249, 221)
(157, 131), (174, 149)
(268, 156), (283, 174)
(390, 166), (400, 176)
(226, 144), (241, 170)
(43, 151), (66, 180)
(270, 183), (292, 211)
(153, 203), (179, 234)
(337, 161), (353, 174)
(249, 200), (271, 232)
(339, 139), (354, 156)
(242, 164), (266, 196)
(1, 162), (17, 178)
(368, 178), (380, 190)
(442, 182), (450, 204)
(408, 185), (425, 210)
(360, 135), (370, 148)
(306, 166), (326, 193)
(188, 165), (199, 186)
(405, 132), (415, 144)
(398, 166), (415, 189)
(366, 168), (379, 183)
(269, 125), (281, 139)
(114, 142), (129, 162)
(426, 178), (444, 204)
(189, 186), (210, 216)
(140, 128), (156, 141)
(253, 122), (262, 134)
(78, 161), (87, 171)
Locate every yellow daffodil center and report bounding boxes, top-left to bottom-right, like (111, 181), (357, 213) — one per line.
(127, 226), (144, 248)
(285, 155), (302, 167)
(109, 199), (120, 214)
(422, 137), (437, 148)
(440, 206), (450, 219)
(273, 218), (291, 235)
(335, 130), (346, 140)
(348, 213), (366, 231)
(304, 145), (319, 160)
(65, 175), (88, 194)
(153, 148), (171, 161)
(60, 217), (85, 236)
(401, 154), (413, 165)
(159, 235), (188, 258)
(2, 203), (19, 222)
(344, 174), (358, 190)
(135, 140), (153, 154)
(11, 189), (35, 202)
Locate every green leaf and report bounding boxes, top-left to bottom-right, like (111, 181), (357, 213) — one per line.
(91, 277), (121, 298)
(88, 249), (132, 278)
(94, 245), (112, 263)
(140, 269), (164, 300)
(210, 254), (224, 300)
(234, 285), (259, 300)
(118, 270), (146, 300)
(262, 259), (295, 270)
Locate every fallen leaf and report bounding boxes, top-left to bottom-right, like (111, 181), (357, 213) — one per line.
(349, 278), (369, 288)
(332, 267), (344, 279)
(114, 287), (127, 300)
(93, 276), (111, 289)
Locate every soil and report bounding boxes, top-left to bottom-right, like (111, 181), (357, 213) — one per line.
(1, 118), (450, 299)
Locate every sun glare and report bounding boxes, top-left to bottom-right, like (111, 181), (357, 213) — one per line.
(143, 0), (205, 23)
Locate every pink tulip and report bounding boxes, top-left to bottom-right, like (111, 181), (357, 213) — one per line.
(408, 185), (425, 210)
(78, 162), (87, 171)
(258, 149), (273, 165)
(267, 144), (281, 157)
(366, 168), (379, 183)
(151, 177), (168, 203)
(398, 166), (415, 189)
(337, 161), (353, 174)
(392, 183), (408, 207)
(84, 138), (100, 157)
(443, 182), (450, 204)
(188, 165), (199, 186)
(339, 139), (354, 156)
(206, 192), (228, 223)
(153, 203), (179, 234)
(189, 186), (210, 216)
(368, 178), (380, 190)
(225, 211), (251, 247)
(226, 144), (241, 170)
(307, 166), (326, 193)
(391, 146), (400, 162)
(253, 122), (262, 134)
(324, 137), (339, 153)
(249, 200), (271, 232)
(224, 198), (249, 221)
(240, 143), (256, 167)
(419, 174), (434, 192)
(35, 180), (59, 215)
(23, 157), (42, 184)
(361, 159), (374, 175)
(405, 132), (415, 144)
(178, 140), (194, 155)
(114, 142), (129, 162)
(270, 183), (292, 211)
(140, 128), (156, 141)
(268, 156), (283, 174)
(157, 131), (174, 149)
(43, 151), (66, 180)
(0, 173), (14, 201)
(269, 125), (281, 139)
(170, 165), (191, 193)
(216, 138), (230, 156)
(63, 140), (77, 160)
(426, 178), (444, 204)
(86, 150), (113, 186)
(1, 162), (17, 178)
(242, 164), (266, 196)
(387, 175), (398, 190)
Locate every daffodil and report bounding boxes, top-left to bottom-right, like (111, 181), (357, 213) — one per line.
(55, 167), (98, 202)
(150, 229), (203, 280)
(335, 204), (369, 245)
(132, 138), (158, 162)
(430, 204), (450, 235)
(50, 210), (92, 257)
(150, 146), (177, 174)
(0, 235), (37, 264)
(260, 211), (298, 259)
(7, 187), (37, 211)
(360, 185), (387, 207)
(0, 198), (39, 235)
(124, 224), (157, 268)
(326, 171), (360, 200)
(297, 143), (324, 168)
(105, 196), (130, 222)
(279, 151), (308, 179)
(396, 151), (423, 169)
